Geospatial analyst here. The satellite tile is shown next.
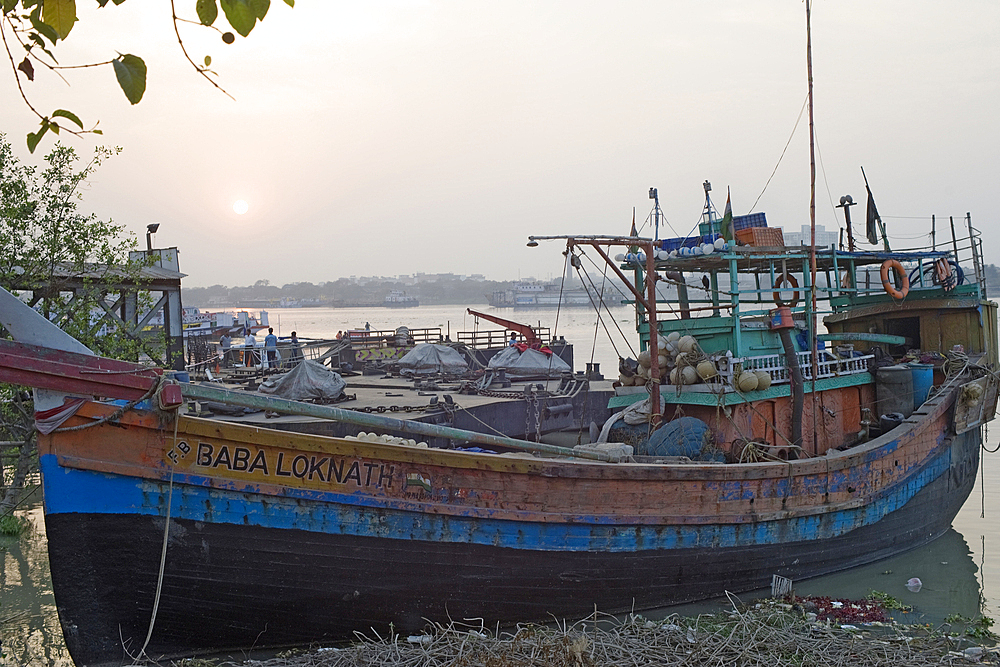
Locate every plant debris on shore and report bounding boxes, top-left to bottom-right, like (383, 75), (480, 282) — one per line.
(198, 597), (998, 667)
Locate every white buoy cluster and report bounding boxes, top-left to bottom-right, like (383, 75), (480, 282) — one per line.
(346, 432), (429, 448)
(614, 237), (728, 264)
(619, 332), (719, 386)
(732, 367), (773, 392)
(618, 333), (776, 392)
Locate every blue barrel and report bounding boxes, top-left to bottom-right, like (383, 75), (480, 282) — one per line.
(909, 363), (934, 409)
(168, 370), (191, 383)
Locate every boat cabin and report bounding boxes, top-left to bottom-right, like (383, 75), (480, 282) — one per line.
(548, 223), (997, 460)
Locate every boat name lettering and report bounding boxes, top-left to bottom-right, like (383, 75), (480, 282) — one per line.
(193, 442), (394, 487)
(166, 440), (191, 465)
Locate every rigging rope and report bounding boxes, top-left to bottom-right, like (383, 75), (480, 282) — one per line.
(574, 251), (636, 359)
(590, 258), (611, 366)
(749, 93), (809, 214)
(135, 415), (179, 662)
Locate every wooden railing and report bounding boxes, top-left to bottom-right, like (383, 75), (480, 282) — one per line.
(457, 328), (552, 350)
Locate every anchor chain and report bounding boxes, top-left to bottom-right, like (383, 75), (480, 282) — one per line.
(348, 405), (429, 414)
(523, 387), (542, 442)
(534, 394), (542, 442)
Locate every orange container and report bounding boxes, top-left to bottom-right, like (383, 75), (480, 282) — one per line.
(735, 227), (784, 247)
(769, 306), (795, 330)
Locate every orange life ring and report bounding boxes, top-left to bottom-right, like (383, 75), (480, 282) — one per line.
(772, 273), (800, 307)
(880, 259), (909, 299)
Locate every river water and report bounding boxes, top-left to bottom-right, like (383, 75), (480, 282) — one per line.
(2, 304), (997, 665)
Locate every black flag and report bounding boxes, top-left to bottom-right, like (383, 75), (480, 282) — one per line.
(865, 184), (880, 245)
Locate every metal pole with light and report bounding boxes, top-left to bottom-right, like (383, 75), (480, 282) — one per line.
(836, 195), (856, 251)
(146, 223), (160, 251)
(648, 188), (660, 240)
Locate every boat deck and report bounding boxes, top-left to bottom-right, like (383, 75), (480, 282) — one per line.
(189, 373), (616, 445)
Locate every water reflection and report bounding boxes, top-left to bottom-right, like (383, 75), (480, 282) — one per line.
(640, 527), (984, 626)
(789, 528), (982, 623)
(1, 502), (73, 667)
(954, 448), (1000, 619)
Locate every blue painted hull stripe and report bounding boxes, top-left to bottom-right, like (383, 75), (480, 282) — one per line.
(40, 449), (950, 553)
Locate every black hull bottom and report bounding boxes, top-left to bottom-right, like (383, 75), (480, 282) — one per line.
(47, 444), (977, 667)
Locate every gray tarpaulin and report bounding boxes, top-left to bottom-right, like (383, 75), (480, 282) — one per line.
(398, 344), (470, 375)
(258, 360), (346, 401)
(488, 346), (571, 376)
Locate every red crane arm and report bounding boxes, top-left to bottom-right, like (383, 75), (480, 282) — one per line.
(466, 309), (540, 346)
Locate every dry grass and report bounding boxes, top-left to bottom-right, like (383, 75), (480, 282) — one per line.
(237, 599), (997, 667)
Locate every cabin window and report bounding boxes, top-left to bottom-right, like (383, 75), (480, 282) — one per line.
(884, 317), (921, 354)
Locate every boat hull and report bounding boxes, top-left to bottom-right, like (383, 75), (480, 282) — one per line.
(39, 384), (980, 666)
(47, 430), (976, 666)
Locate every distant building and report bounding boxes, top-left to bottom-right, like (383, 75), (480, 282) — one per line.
(782, 224), (839, 248)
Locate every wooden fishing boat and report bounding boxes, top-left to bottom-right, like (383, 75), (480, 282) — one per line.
(1, 4), (996, 658)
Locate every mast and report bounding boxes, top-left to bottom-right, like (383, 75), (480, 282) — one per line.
(805, 0), (819, 454)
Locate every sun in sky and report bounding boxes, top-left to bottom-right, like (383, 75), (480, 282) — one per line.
(233, 200), (249, 215)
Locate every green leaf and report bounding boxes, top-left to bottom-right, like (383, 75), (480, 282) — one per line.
(92, 129), (103, 135)
(26, 122), (49, 153)
(2, 0), (19, 13)
(112, 54), (146, 105)
(52, 109), (83, 129)
(41, 0), (77, 40)
(283, 0), (293, 6)
(249, 0), (268, 20)
(29, 12), (59, 44)
(203, 54), (212, 67)
(220, 0), (255, 37)
(17, 56), (34, 80)
(196, 0), (218, 26)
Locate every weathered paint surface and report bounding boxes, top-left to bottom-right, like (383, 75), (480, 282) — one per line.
(40, 441), (954, 551)
(42, 375), (958, 536)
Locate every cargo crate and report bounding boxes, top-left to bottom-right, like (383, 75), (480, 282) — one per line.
(661, 233), (720, 252)
(735, 227), (784, 247)
(732, 212), (767, 231)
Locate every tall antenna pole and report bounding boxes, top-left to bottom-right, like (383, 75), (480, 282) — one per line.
(806, 0), (819, 455)
(649, 188), (660, 240)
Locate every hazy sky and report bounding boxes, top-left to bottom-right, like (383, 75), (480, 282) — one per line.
(5, 1), (998, 287)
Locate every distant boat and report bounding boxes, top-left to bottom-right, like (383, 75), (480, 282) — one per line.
(145, 306), (269, 338)
(384, 290), (419, 308)
(489, 282), (597, 308)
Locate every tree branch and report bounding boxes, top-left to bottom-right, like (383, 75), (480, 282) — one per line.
(170, 0), (235, 101)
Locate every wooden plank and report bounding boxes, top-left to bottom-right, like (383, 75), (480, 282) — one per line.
(0, 339), (158, 400)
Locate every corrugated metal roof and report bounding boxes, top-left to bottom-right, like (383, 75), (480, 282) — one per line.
(46, 262), (186, 281)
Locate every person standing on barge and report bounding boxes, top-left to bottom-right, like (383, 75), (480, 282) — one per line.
(220, 332), (232, 368)
(244, 329), (257, 366)
(264, 327), (278, 368)
(289, 331), (304, 366)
